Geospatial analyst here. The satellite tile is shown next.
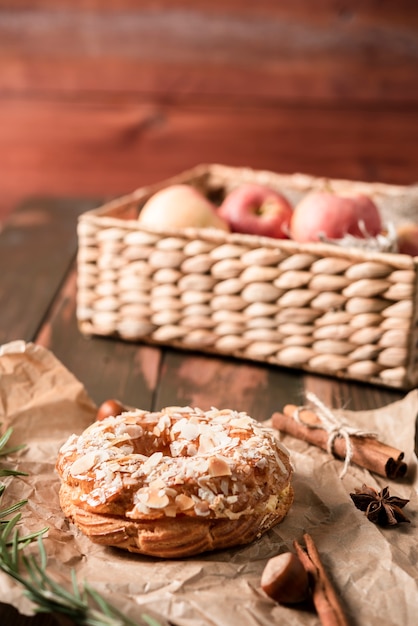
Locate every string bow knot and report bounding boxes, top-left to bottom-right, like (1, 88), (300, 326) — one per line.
(293, 391), (377, 478)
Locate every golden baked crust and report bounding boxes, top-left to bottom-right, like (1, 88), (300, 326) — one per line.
(56, 406), (293, 557)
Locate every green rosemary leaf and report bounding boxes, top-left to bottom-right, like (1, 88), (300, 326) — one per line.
(0, 467), (27, 477)
(0, 427), (25, 457)
(0, 427), (13, 451)
(36, 533), (48, 570)
(11, 527), (20, 569)
(0, 444), (26, 457)
(72, 567), (82, 601)
(1, 512), (22, 541)
(140, 614), (167, 626)
(11, 527), (49, 548)
(85, 584), (139, 625)
(0, 499), (28, 520)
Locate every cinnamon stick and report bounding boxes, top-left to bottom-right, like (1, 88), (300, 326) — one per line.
(271, 405), (407, 479)
(294, 533), (349, 626)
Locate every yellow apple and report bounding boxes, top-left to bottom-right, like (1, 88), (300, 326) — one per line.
(138, 184), (230, 232)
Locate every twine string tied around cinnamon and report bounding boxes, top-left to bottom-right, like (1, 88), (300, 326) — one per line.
(293, 392), (377, 478)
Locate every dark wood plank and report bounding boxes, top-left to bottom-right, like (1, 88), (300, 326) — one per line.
(155, 349), (406, 422)
(0, 197), (98, 345)
(155, 349), (304, 421)
(36, 266), (162, 409)
(303, 372), (405, 412)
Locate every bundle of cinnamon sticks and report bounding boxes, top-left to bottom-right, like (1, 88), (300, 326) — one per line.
(294, 533), (349, 626)
(272, 403), (407, 480)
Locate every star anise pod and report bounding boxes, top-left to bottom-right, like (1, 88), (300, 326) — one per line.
(350, 484), (410, 526)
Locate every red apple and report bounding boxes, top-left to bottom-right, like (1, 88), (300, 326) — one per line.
(138, 184), (230, 231)
(290, 191), (382, 243)
(396, 222), (418, 256)
(217, 184), (293, 239)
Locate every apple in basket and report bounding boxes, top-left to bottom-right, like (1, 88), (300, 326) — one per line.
(396, 222), (418, 257)
(290, 190), (382, 243)
(217, 183), (293, 238)
(138, 184), (230, 231)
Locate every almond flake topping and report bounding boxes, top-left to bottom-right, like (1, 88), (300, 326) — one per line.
(69, 452), (98, 477)
(208, 456), (231, 477)
(57, 406), (292, 521)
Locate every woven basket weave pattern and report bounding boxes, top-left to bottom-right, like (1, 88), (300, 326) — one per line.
(76, 165), (418, 389)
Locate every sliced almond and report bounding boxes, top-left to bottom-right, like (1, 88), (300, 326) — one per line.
(69, 452), (97, 476)
(146, 489), (170, 509)
(208, 456), (232, 477)
(175, 494), (195, 511)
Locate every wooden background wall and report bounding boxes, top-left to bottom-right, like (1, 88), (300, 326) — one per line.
(1, 1), (417, 223)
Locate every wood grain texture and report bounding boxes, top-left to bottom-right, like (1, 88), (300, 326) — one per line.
(0, 1), (417, 104)
(0, 1), (417, 224)
(0, 197), (96, 343)
(155, 349), (305, 420)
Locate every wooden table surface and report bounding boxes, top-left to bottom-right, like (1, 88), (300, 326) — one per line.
(0, 197), (410, 625)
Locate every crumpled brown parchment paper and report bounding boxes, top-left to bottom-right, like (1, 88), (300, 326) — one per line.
(0, 340), (417, 626)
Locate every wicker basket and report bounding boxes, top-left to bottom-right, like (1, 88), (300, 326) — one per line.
(77, 164), (418, 389)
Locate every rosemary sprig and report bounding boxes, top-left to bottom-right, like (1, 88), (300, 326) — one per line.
(0, 424), (165, 626)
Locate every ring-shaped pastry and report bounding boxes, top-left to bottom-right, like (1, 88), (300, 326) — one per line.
(56, 406), (293, 557)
